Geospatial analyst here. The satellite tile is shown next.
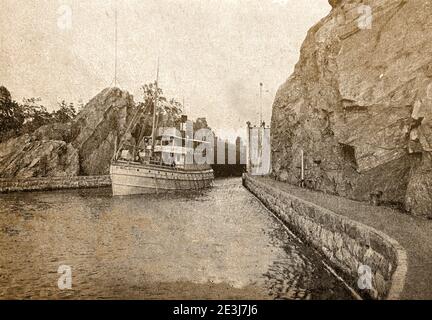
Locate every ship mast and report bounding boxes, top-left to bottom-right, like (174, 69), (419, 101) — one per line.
(114, 0), (118, 87)
(112, 0), (118, 161)
(150, 58), (160, 154)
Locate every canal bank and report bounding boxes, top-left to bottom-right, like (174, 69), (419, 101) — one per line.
(0, 176), (111, 193)
(243, 174), (409, 300)
(244, 174), (432, 300)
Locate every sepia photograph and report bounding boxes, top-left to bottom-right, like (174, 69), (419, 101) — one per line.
(1, 0), (431, 311)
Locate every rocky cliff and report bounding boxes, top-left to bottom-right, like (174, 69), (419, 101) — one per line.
(0, 87), (137, 177)
(271, 0), (432, 217)
(70, 87), (136, 175)
(0, 134), (79, 178)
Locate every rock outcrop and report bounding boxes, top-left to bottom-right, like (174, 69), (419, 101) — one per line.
(0, 87), (137, 177)
(0, 134), (79, 178)
(70, 87), (136, 175)
(271, 0), (432, 217)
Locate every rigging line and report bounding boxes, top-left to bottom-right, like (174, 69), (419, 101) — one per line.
(113, 105), (144, 161)
(114, 0), (118, 87)
(151, 58), (160, 151)
(136, 103), (152, 147)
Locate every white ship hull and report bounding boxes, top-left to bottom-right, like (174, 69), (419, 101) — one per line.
(110, 162), (214, 196)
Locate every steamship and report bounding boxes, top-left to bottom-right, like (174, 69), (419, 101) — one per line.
(110, 122), (214, 196)
(110, 79), (213, 196)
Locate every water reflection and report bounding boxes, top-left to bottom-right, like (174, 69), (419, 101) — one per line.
(0, 178), (352, 299)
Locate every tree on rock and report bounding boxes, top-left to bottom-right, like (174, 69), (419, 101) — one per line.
(0, 86), (24, 142)
(20, 97), (53, 134)
(53, 100), (78, 123)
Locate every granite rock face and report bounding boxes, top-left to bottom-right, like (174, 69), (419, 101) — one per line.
(271, 0), (432, 217)
(0, 87), (137, 177)
(70, 87), (136, 175)
(0, 134), (79, 178)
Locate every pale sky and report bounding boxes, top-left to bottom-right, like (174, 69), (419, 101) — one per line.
(0, 0), (330, 139)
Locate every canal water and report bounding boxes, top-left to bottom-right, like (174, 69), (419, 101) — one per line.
(0, 178), (352, 300)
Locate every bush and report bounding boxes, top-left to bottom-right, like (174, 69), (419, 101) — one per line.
(0, 86), (80, 142)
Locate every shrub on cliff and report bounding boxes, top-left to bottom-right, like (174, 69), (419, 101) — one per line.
(0, 86), (80, 141)
(52, 100), (79, 124)
(0, 86), (25, 142)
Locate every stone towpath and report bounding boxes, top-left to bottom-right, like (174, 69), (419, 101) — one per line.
(255, 176), (432, 300)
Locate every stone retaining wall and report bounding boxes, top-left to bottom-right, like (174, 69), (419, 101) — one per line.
(243, 174), (407, 300)
(0, 175), (111, 193)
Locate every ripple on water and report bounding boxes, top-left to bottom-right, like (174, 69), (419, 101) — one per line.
(0, 178), (353, 299)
